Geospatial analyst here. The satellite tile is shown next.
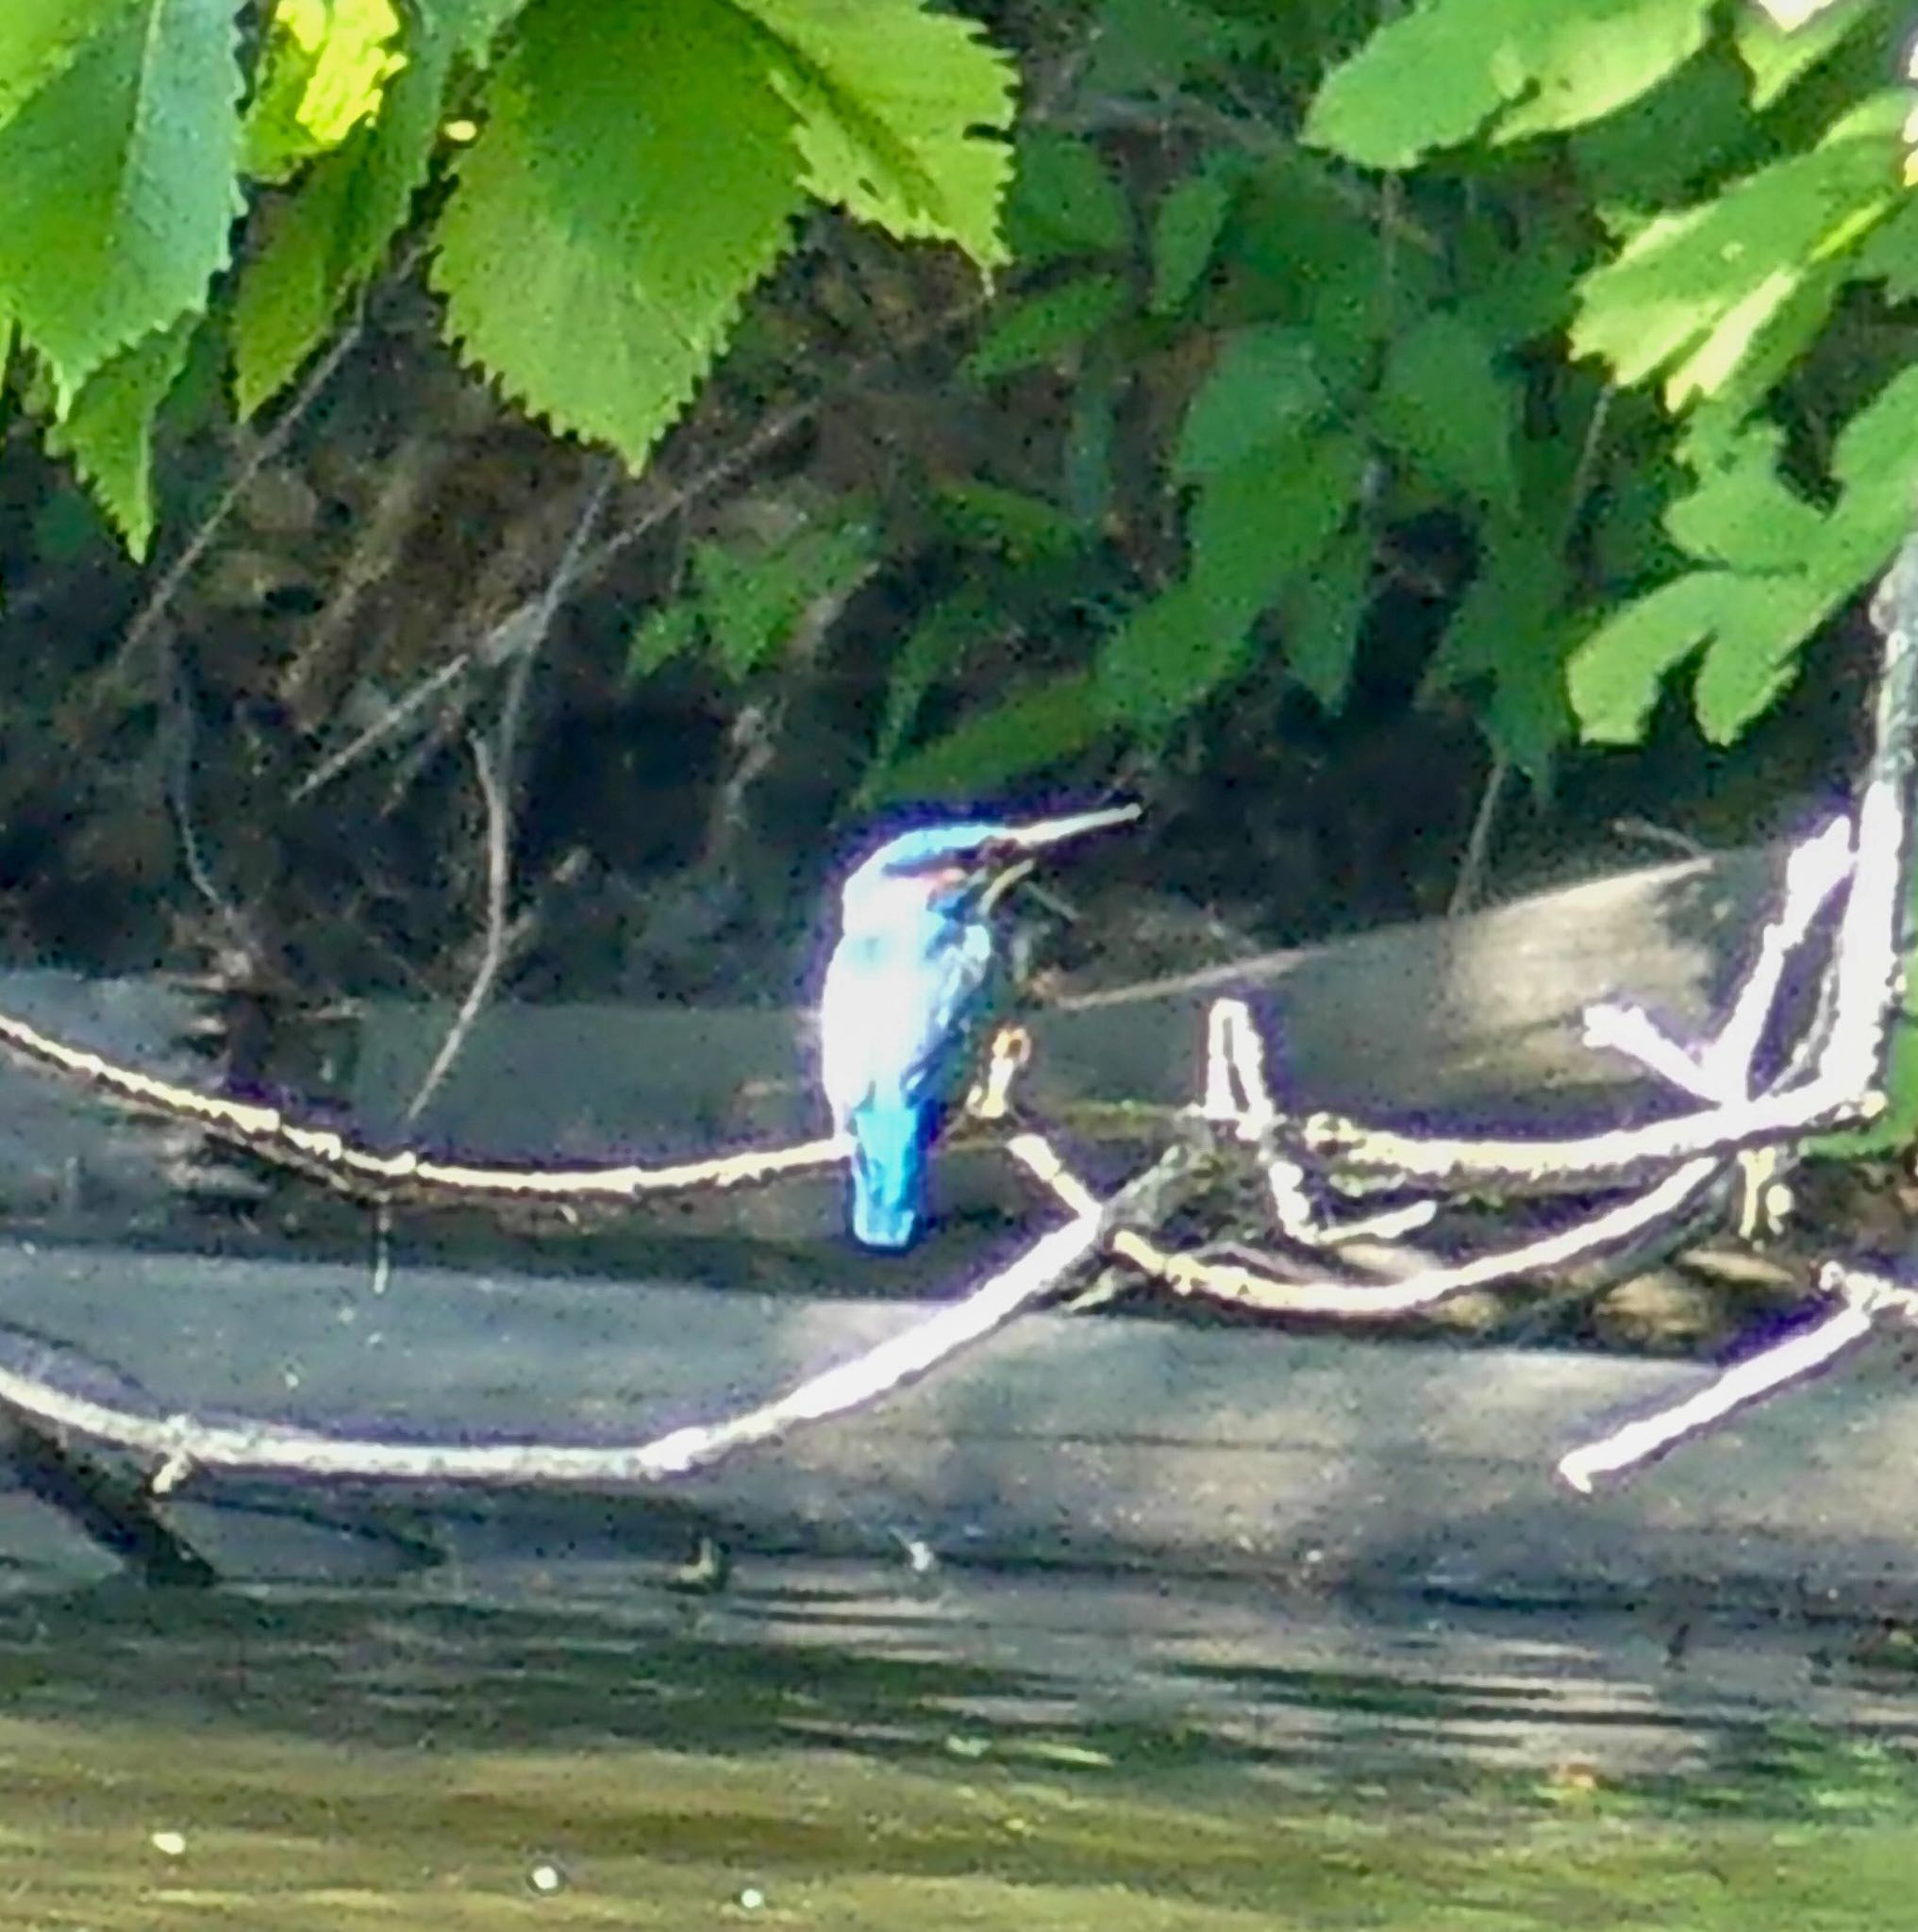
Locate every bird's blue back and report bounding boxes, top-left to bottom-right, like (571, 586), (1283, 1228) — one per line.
(820, 832), (1003, 1249)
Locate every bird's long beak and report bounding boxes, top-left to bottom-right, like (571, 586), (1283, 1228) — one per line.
(992, 803), (1142, 854)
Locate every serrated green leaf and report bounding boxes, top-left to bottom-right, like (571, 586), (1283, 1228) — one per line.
(1734, 0), (1874, 108)
(1566, 571), (1726, 742)
(1189, 429), (1369, 615)
(0, 0), (128, 135)
(1304, 0), (1532, 170)
(1665, 427), (1826, 570)
(0, 0), (243, 407)
(1571, 92), (1908, 395)
(1149, 157), (1241, 315)
(242, 0), (406, 185)
(42, 312), (196, 558)
(1491, 0), (1712, 145)
(876, 673), (1108, 800)
(963, 274), (1126, 381)
(735, 0), (1015, 271)
(1174, 325), (1328, 480)
(1003, 129), (1128, 265)
(233, 0), (461, 417)
(1374, 310), (1516, 510)
(932, 481), (1086, 561)
(626, 601), (700, 681)
(1277, 525), (1373, 712)
(432, 0), (803, 466)
(1095, 577), (1252, 732)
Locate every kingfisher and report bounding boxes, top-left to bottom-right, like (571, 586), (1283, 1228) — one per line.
(819, 804), (1141, 1250)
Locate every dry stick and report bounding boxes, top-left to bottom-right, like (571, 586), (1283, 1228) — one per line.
(982, 1020), (1729, 1321)
(1558, 1290), (1881, 1494)
(1552, 805), (1901, 1488)
(73, 255), (414, 734)
(402, 734), (510, 1128)
(1302, 547), (1918, 1190)
(0, 1203), (1111, 1491)
(0, 1003), (847, 1202)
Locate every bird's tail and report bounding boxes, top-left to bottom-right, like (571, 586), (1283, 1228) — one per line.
(848, 1102), (938, 1251)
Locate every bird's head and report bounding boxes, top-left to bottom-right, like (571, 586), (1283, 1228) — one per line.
(837, 804), (1140, 934)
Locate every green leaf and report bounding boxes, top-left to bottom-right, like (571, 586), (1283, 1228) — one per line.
(1189, 429), (1369, 616)
(1691, 571), (1832, 742)
(42, 313), (196, 558)
(932, 481), (1087, 562)
(1664, 430), (1826, 571)
(694, 514), (878, 679)
(0, 0), (243, 406)
(875, 673), (1109, 800)
(625, 601), (700, 681)
(1082, 0), (1259, 95)
(962, 274), (1126, 381)
(242, 0), (406, 184)
(1734, 0), (1875, 109)
(1427, 525), (1572, 784)
(1277, 525), (1373, 713)
(1148, 156), (1241, 315)
(859, 585), (994, 798)
(233, 0), (464, 417)
(0, 0), (126, 134)
(1174, 325), (1328, 480)
(1305, 0), (1533, 170)
(432, 0), (803, 466)
(1570, 92), (1908, 397)
(1003, 129), (1128, 265)
(1095, 576), (1253, 733)
(1566, 572), (1726, 743)
(1373, 311), (1517, 510)
(734, 0), (1016, 271)
(1490, 0), (1713, 145)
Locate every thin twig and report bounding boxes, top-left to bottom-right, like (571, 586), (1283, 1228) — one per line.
(0, 1210), (1108, 1489)
(402, 734), (510, 1127)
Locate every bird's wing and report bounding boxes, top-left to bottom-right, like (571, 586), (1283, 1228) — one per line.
(819, 920), (997, 1124)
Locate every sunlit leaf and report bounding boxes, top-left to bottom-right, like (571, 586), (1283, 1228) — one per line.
(736, 0), (1016, 270)
(1664, 426), (1826, 570)
(42, 313), (197, 557)
(1570, 92), (1908, 394)
(1304, 0), (1532, 169)
(1566, 571), (1726, 742)
(242, 0), (407, 184)
(433, 0), (803, 466)
(1491, 0), (1713, 145)
(0, 0), (242, 406)
(1734, 0), (1874, 108)
(233, 0), (469, 416)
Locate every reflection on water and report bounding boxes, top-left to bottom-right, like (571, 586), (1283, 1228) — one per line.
(3, 1559), (1918, 1928)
